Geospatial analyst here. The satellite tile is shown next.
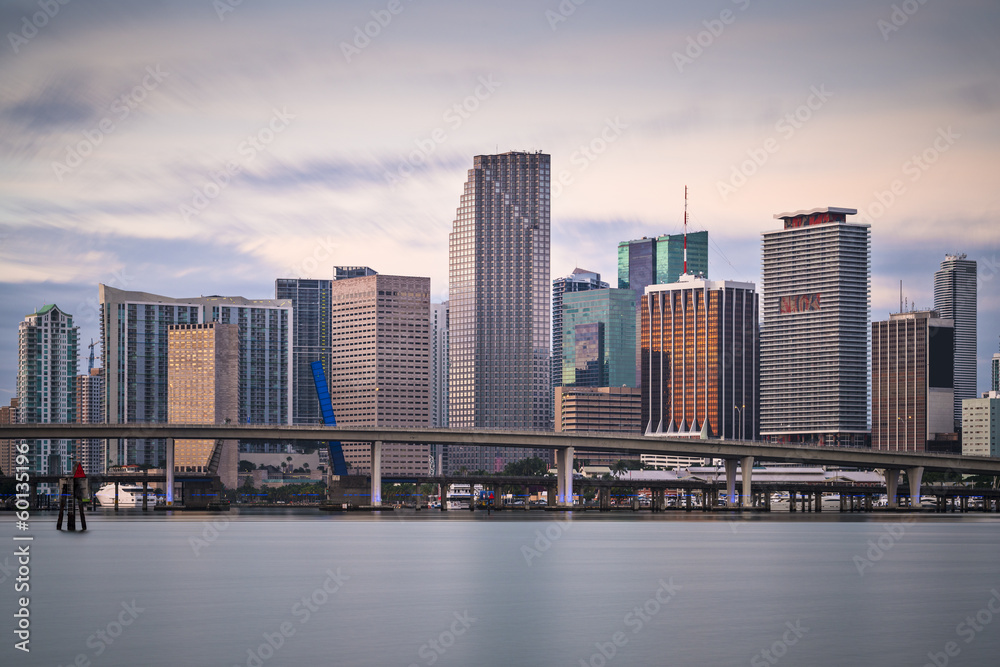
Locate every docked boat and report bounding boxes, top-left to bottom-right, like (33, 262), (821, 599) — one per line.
(95, 483), (163, 507)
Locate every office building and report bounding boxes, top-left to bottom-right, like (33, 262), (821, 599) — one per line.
(872, 311), (955, 452)
(962, 392), (1000, 457)
(75, 368), (105, 474)
(276, 278), (332, 425)
(168, 322), (240, 487)
(329, 273), (431, 476)
(560, 288), (636, 388)
(17, 304), (79, 475)
(760, 207), (870, 447)
(933, 254), (977, 427)
(431, 302), (449, 427)
(554, 386), (642, 467)
(642, 275), (758, 440)
(552, 268), (609, 390)
(100, 286), (292, 466)
(446, 151), (552, 473)
(334, 266), (377, 280)
(992, 352), (1000, 393)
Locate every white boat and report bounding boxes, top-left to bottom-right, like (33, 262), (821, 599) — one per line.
(95, 483), (163, 507)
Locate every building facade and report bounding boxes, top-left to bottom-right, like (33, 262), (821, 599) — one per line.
(933, 254), (977, 427)
(446, 151), (552, 473)
(552, 268), (609, 390)
(962, 393), (999, 457)
(554, 386), (642, 467)
(560, 288), (636, 388)
(275, 278), (332, 425)
(167, 322), (240, 487)
(642, 276), (758, 440)
(17, 305), (79, 476)
(431, 302), (449, 427)
(760, 207), (870, 447)
(100, 286), (292, 466)
(329, 274), (431, 476)
(618, 231), (709, 293)
(0, 398), (18, 478)
(992, 352), (1000, 393)
(872, 311), (955, 452)
(75, 368), (104, 474)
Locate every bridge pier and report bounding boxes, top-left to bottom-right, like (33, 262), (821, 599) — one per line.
(370, 441), (382, 507)
(724, 459), (738, 508)
(166, 437), (175, 506)
(789, 491), (796, 512)
(884, 469), (900, 510)
(741, 456), (753, 509)
(906, 466), (923, 509)
(815, 491), (822, 513)
(556, 447), (574, 508)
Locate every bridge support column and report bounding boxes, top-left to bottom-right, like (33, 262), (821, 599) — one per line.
(556, 447), (574, 508)
(741, 456), (753, 509)
(815, 491), (822, 513)
(884, 469), (900, 509)
(166, 437), (174, 506)
(789, 491), (796, 512)
(686, 491), (692, 511)
(724, 459), (738, 508)
(439, 484), (447, 511)
(906, 466), (924, 510)
(370, 441), (382, 507)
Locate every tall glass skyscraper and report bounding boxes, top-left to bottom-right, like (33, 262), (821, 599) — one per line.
(551, 268), (608, 392)
(447, 151), (551, 473)
(560, 288), (636, 388)
(933, 254), (977, 427)
(617, 230), (709, 293)
(760, 207), (870, 447)
(276, 278), (332, 425)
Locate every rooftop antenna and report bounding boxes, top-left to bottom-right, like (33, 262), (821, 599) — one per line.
(899, 280), (903, 314)
(683, 185), (688, 275)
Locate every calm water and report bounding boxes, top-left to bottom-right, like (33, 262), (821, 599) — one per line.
(3, 509), (1000, 667)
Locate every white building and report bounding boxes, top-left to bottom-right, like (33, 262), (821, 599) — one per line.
(962, 392), (999, 457)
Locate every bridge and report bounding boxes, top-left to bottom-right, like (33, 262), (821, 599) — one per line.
(6, 423), (1000, 509)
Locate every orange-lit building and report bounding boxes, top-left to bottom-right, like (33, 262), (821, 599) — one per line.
(641, 275), (758, 440)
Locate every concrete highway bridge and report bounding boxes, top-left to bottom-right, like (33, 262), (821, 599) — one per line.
(5, 423), (1000, 511)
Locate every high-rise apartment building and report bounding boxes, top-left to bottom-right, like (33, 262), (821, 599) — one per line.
(642, 275), (758, 440)
(75, 368), (105, 474)
(872, 311), (955, 452)
(560, 288), (636, 388)
(276, 278), (332, 425)
(329, 274), (431, 476)
(962, 392), (1000, 457)
(760, 207), (870, 447)
(446, 151), (552, 473)
(552, 268), (609, 390)
(100, 286), (291, 466)
(933, 254), (977, 427)
(992, 352), (1000, 394)
(17, 305), (79, 475)
(168, 322), (240, 486)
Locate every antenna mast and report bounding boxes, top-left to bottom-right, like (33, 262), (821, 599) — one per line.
(683, 185), (688, 275)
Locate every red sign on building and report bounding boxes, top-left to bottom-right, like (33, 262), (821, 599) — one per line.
(780, 293), (821, 314)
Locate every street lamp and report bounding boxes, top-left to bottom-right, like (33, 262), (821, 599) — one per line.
(734, 404), (745, 441)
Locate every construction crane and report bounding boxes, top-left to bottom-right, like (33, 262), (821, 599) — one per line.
(88, 339), (97, 372)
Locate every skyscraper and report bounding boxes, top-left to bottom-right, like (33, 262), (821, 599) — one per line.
(168, 322), (240, 486)
(642, 275), (758, 440)
(560, 288), (636, 388)
(328, 273), (431, 476)
(17, 305), (79, 475)
(0, 398), (18, 478)
(75, 368), (104, 474)
(872, 310), (954, 452)
(275, 278), (332, 425)
(431, 302), (449, 428)
(447, 151), (551, 473)
(552, 268), (609, 390)
(618, 230), (709, 292)
(933, 254), (977, 426)
(760, 207), (870, 447)
(100, 286), (291, 466)
(992, 352), (1000, 394)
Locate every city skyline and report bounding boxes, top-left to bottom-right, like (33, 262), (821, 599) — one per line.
(1, 0), (999, 397)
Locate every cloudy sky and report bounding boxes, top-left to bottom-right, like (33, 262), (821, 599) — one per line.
(1, 0), (998, 398)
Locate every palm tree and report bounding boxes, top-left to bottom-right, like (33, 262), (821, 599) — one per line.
(611, 459), (629, 479)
